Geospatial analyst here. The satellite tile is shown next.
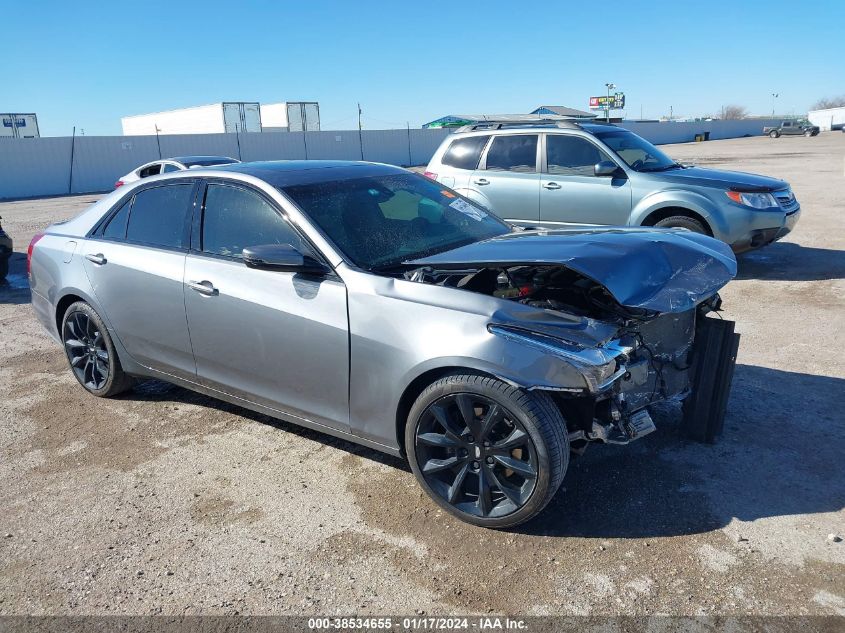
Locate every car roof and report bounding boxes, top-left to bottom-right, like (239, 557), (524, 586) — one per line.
(195, 160), (407, 187)
(168, 155), (239, 165)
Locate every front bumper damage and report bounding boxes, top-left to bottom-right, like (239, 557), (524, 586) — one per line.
(537, 305), (740, 448)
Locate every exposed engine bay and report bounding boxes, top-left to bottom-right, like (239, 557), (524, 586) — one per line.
(404, 263), (738, 447)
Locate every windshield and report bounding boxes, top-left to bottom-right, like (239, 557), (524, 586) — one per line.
(593, 129), (678, 172)
(282, 173), (511, 270)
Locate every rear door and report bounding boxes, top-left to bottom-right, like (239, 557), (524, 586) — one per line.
(183, 180), (349, 432)
(470, 133), (540, 224)
(82, 182), (197, 379)
(435, 134), (490, 190)
(539, 133), (632, 226)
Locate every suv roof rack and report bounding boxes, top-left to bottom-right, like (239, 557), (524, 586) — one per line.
(454, 117), (585, 133)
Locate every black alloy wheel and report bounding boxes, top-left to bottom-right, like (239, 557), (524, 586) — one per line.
(406, 374), (568, 528)
(61, 301), (133, 397)
(64, 310), (110, 390)
(416, 393), (538, 518)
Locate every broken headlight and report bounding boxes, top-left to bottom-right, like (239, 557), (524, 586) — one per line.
(487, 325), (633, 393)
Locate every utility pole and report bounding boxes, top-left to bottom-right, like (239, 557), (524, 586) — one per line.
(154, 124), (162, 159)
(604, 82), (616, 122)
(357, 103), (364, 160)
(771, 93), (779, 117)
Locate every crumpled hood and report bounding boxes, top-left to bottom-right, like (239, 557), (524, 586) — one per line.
(406, 227), (737, 313)
(657, 166), (788, 192)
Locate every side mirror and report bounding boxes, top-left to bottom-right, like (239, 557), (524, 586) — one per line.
(594, 161), (622, 177)
(242, 244), (329, 275)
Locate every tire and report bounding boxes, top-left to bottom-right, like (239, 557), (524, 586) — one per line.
(804, 130), (812, 137)
(61, 301), (133, 397)
(0, 257), (8, 281)
(654, 215), (708, 235)
(769, 130), (779, 138)
(405, 373), (568, 529)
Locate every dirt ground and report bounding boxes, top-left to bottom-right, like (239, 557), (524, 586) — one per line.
(0, 133), (843, 617)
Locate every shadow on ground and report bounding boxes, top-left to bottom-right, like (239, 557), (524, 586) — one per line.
(528, 364), (845, 537)
(0, 254), (30, 305)
(123, 363), (845, 539)
(736, 241), (845, 281)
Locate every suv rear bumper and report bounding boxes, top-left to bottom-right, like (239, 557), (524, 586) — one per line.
(728, 207), (800, 253)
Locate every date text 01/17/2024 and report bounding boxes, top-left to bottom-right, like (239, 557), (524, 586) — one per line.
(307, 616), (528, 630)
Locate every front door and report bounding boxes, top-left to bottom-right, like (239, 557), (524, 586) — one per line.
(539, 133), (632, 226)
(470, 133), (540, 224)
(83, 182), (197, 379)
(183, 181), (350, 432)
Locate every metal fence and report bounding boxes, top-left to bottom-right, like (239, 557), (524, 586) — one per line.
(0, 120), (780, 200)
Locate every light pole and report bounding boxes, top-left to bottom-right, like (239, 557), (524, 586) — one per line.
(605, 83), (616, 122)
(771, 93), (779, 118)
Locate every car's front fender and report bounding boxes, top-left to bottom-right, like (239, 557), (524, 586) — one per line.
(630, 189), (729, 239)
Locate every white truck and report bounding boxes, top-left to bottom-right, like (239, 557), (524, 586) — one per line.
(121, 101), (321, 135)
(807, 107), (845, 132)
(121, 102), (263, 135)
(0, 113), (40, 138)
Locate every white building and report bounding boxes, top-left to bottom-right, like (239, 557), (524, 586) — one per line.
(807, 106), (845, 131)
(121, 101), (320, 136)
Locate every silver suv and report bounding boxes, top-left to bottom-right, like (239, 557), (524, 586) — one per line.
(425, 121), (800, 253)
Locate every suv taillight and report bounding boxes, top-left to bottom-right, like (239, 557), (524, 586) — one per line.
(423, 171), (438, 181)
(114, 180), (124, 188)
(27, 232), (45, 277)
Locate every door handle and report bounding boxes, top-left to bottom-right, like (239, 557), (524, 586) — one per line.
(188, 280), (218, 296)
(542, 182), (562, 190)
(474, 178), (490, 185)
(85, 253), (107, 265)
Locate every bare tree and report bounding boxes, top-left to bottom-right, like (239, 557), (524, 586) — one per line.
(721, 105), (749, 120)
(811, 96), (845, 110)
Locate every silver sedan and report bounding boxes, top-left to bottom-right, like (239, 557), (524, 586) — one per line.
(28, 161), (737, 528)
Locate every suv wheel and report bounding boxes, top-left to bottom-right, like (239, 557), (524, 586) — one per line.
(769, 130), (779, 138)
(61, 301), (133, 397)
(654, 215), (708, 235)
(406, 373), (568, 529)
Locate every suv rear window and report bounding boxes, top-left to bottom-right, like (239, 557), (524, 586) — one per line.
(442, 136), (489, 170)
(484, 135), (538, 173)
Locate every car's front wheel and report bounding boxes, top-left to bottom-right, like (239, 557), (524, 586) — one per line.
(654, 215), (708, 235)
(61, 301), (133, 397)
(406, 374), (568, 529)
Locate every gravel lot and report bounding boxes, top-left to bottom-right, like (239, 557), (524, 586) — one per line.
(1, 133), (843, 617)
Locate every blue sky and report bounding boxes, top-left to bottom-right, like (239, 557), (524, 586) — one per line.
(3, 0), (843, 137)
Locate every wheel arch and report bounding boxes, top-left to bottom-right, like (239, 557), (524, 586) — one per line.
(394, 365), (500, 456)
(640, 206), (714, 236)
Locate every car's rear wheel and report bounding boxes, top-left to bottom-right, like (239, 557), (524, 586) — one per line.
(769, 130), (779, 138)
(61, 301), (133, 397)
(654, 215), (708, 235)
(406, 374), (568, 529)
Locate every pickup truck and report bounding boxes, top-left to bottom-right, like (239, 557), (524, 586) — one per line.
(763, 120), (820, 138)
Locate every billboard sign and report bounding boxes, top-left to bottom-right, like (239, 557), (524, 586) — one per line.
(589, 93), (625, 110)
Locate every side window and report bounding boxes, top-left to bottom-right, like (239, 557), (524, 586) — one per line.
(442, 135), (489, 170)
(484, 135), (538, 173)
(102, 199), (131, 239)
(125, 184), (193, 248)
(162, 163), (181, 173)
(201, 184), (303, 258)
(546, 135), (612, 176)
(139, 164), (163, 178)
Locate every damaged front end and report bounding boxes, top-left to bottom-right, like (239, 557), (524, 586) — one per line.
(405, 228), (740, 446)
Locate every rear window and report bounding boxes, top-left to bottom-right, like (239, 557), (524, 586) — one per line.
(126, 184), (193, 248)
(484, 135), (538, 173)
(441, 136), (489, 170)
